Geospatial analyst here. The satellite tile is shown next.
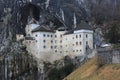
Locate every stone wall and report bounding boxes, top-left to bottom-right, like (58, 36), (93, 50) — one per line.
(97, 48), (120, 64)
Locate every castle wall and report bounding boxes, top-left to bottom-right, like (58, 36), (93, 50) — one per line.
(25, 23), (94, 59)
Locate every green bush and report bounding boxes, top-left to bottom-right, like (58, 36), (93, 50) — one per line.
(48, 63), (74, 80)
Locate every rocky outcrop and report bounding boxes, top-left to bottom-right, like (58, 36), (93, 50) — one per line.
(0, 6), (38, 80)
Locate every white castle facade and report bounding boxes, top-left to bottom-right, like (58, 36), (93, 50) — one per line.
(17, 20), (93, 59)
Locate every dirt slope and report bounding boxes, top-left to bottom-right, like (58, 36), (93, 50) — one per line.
(64, 56), (120, 80)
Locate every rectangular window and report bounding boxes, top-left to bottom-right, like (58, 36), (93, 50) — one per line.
(28, 34), (30, 36)
(29, 41), (31, 43)
(76, 50), (78, 52)
(55, 50), (57, 52)
(60, 35), (62, 38)
(86, 41), (88, 45)
(55, 46), (57, 49)
(35, 34), (37, 37)
(55, 35), (57, 38)
(47, 34), (49, 37)
(51, 35), (53, 37)
(86, 34), (88, 38)
(80, 42), (82, 45)
(55, 40), (57, 43)
(43, 46), (46, 48)
(51, 40), (53, 43)
(76, 35), (78, 38)
(79, 35), (81, 38)
(51, 46), (53, 49)
(43, 40), (46, 43)
(60, 40), (62, 43)
(76, 42), (78, 45)
(36, 40), (38, 43)
(73, 44), (74, 46)
(43, 34), (46, 37)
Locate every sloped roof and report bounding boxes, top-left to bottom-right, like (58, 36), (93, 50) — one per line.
(74, 21), (92, 30)
(32, 25), (55, 33)
(64, 21), (92, 35)
(25, 37), (35, 40)
(64, 29), (74, 35)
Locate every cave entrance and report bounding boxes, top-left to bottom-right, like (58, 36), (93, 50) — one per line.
(21, 3), (40, 25)
(20, 3), (40, 35)
(28, 3), (40, 21)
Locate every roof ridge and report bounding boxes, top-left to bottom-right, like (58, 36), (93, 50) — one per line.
(74, 21), (92, 30)
(32, 25), (55, 33)
(41, 25), (50, 30)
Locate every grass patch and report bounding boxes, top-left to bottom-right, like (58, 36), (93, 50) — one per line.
(64, 56), (120, 80)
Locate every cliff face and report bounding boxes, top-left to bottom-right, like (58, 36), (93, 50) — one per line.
(0, 0), (119, 38)
(0, 1), (38, 79)
(0, 0), (88, 37)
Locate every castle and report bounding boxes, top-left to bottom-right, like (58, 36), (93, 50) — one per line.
(16, 19), (93, 59)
